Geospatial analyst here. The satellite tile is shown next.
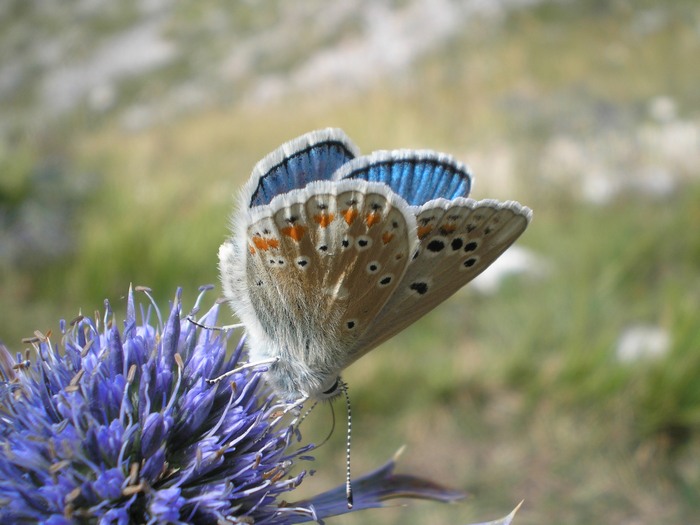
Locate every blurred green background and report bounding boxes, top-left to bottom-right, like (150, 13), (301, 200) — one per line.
(1, 0), (699, 523)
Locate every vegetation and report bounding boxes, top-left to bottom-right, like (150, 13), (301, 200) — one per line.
(1, 1), (699, 523)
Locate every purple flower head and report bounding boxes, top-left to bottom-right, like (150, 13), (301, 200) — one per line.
(0, 286), (475, 524)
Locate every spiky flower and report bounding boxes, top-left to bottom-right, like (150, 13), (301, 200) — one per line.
(0, 286), (471, 524)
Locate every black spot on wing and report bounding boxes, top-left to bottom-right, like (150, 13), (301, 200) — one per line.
(410, 282), (428, 295)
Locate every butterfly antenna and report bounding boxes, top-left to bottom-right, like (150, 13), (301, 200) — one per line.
(340, 379), (353, 508)
(296, 400), (319, 430)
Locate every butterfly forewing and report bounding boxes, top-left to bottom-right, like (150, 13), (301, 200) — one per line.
(243, 128), (359, 207)
(350, 198), (531, 354)
(244, 180), (416, 371)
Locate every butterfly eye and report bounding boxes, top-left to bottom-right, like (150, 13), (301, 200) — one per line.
(322, 378), (340, 396)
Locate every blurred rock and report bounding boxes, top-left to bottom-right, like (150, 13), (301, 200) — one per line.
(616, 325), (671, 363)
(471, 245), (546, 294)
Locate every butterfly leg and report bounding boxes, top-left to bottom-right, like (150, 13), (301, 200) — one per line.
(186, 315), (244, 332)
(283, 395), (310, 414)
(206, 357), (280, 384)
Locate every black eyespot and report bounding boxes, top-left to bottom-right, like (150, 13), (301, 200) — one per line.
(356, 236), (372, 251)
(410, 282), (428, 295)
(346, 320), (356, 329)
(318, 245), (328, 252)
(286, 216), (298, 223)
(379, 275), (392, 286)
(341, 239), (350, 248)
(317, 202), (328, 209)
(464, 258), (477, 268)
(256, 280), (263, 286)
(297, 258), (308, 267)
(464, 241), (478, 252)
(427, 239), (445, 253)
(451, 238), (464, 251)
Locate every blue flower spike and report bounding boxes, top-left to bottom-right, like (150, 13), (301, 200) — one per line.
(0, 286), (518, 524)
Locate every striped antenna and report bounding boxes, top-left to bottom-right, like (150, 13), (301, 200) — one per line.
(340, 379), (353, 508)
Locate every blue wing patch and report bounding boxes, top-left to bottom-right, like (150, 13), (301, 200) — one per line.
(337, 151), (472, 206)
(247, 129), (358, 208)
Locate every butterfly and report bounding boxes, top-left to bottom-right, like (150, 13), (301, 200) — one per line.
(218, 128), (532, 403)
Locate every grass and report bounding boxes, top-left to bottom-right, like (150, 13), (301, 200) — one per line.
(2, 1), (700, 523)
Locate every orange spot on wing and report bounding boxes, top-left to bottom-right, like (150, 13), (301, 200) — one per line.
(381, 232), (394, 245)
(440, 223), (457, 234)
(365, 211), (381, 228)
(249, 245), (256, 254)
(342, 208), (358, 225)
(252, 236), (280, 251)
(417, 225), (433, 239)
(252, 236), (268, 250)
(314, 213), (335, 227)
(281, 224), (307, 241)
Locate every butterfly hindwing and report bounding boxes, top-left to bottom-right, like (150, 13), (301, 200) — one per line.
(243, 179), (417, 373)
(335, 150), (472, 205)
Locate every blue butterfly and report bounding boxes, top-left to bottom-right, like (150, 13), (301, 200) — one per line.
(219, 128), (532, 402)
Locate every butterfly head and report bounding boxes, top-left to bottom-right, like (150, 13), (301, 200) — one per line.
(262, 354), (343, 402)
